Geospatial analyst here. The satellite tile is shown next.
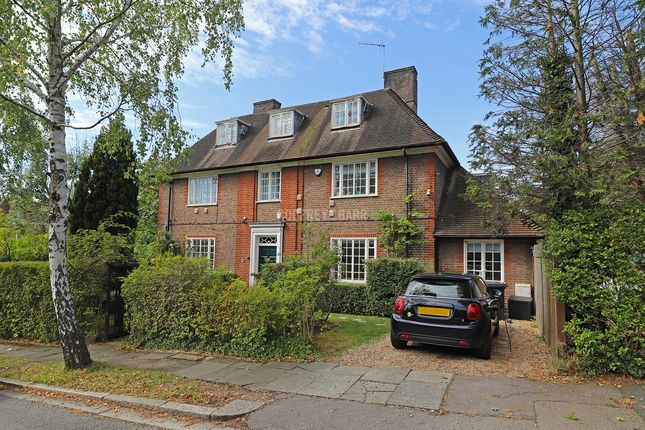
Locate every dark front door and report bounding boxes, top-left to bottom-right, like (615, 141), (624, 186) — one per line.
(257, 244), (277, 273)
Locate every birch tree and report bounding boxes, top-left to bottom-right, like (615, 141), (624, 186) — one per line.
(0, 0), (243, 369)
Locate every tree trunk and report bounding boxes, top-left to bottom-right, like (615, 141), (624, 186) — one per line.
(47, 0), (92, 370)
(569, 0), (589, 145)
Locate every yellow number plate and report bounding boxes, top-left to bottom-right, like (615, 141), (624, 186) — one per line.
(417, 306), (451, 317)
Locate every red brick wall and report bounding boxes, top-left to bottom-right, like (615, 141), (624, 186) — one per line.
(160, 152), (447, 282)
(436, 238), (536, 305)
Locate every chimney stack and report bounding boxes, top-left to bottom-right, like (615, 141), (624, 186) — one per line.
(253, 99), (281, 114)
(384, 66), (418, 112)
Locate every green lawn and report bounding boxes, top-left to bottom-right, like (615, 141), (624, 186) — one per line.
(315, 313), (390, 358)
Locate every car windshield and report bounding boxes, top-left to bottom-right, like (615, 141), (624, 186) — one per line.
(406, 279), (471, 298)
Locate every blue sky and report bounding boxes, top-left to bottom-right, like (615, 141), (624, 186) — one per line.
(71, 0), (492, 166)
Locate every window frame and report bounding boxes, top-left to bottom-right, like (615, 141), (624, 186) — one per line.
(463, 239), (504, 282)
(269, 111), (295, 138)
(331, 97), (362, 129)
(257, 169), (282, 202)
(331, 160), (378, 198)
(187, 175), (218, 206)
(330, 237), (377, 283)
(216, 121), (238, 146)
(185, 237), (216, 268)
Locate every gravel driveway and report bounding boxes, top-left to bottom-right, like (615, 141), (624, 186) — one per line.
(335, 320), (554, 380)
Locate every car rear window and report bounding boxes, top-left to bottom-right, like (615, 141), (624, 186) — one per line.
(406, 279), (472, 298)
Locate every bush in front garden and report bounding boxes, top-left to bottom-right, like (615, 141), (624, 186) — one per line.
(318, 282), (371, 316)
(122, 255), (318, 358)
(365, 257), (426, 316)
(0, 261), (104, 341)
(545, 207), (645, 378)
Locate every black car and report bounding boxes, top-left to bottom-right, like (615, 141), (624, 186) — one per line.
(390, 273), (500, 359)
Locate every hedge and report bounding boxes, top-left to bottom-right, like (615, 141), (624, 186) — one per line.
(0, 261), (104, 341)
(319, 283), (371, 315)
(365, 257), (426, 316)
(122, 256), (320, 359)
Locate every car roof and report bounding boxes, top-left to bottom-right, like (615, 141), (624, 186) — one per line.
(411, 272), (478, 281)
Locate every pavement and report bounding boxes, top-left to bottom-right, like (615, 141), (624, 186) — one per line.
(1, 342), (643, 430)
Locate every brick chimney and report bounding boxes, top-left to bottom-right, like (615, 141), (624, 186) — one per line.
(253, 99), (281, 114)
(384, 66), (418, 112)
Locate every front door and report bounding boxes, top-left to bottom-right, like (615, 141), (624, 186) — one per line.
(257, 236), (278, 273)
(249, 223), (283, 284)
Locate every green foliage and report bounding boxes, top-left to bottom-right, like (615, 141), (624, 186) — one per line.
(545, 207), (645, 377)
(69, 114), (139, 234)
(122, 256), (317, 359)
(374, 193), (425, 258)
(365, 258), (426, 316)
(0, 261), (103, 341)
(318, 283), (372, 316)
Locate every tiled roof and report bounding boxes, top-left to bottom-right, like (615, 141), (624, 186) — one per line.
(435, 167), (543, 238)
(174, 89), (454, 173)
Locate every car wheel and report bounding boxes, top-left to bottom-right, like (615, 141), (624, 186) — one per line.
(474, 332), (491, 359)
(390, 335), (408, 349)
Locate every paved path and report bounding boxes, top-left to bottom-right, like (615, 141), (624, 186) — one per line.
(1, 342), (643, 430)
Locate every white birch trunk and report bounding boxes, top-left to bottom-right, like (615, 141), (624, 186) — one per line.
(47, 0), (91, 370)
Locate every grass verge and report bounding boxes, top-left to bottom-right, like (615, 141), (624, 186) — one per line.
(315, 313), (389, 358)
(0, 355), (272, 406)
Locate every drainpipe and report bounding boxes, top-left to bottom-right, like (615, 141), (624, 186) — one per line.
(403, 148), (410, 258)
(166, 182), (172, 234)
(404, 148), (409, 218)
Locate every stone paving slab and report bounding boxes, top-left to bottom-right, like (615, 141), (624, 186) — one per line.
(405, 369), (452, 383)
(203, 361), (263, 384)
(138, 351), (174, 360)
(535, 400), (642, 430)
(29, 352), (62, 362)
(360, 366), (409, 384)
(257, 370), (319, 393)
(443, 375), (625, 420)
(295, 369), (365, 399)
(175, 358), (235, 380)
(171, 352), (204, 361)
(295, 362), (337, 373)
(246, 394), (537, 430)
(230, 365), (291, 387)
(388, 379), (448, 410)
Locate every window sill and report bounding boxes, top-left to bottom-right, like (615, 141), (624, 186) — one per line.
(330, 194), (378, 200)
(186, 203), (218, 207)
(256, 199), (281, 204)
(331, 124), (361, 131)
(336, 279), (367, 284)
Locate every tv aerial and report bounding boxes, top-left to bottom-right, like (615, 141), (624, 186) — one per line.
(359, 42), (385, 75)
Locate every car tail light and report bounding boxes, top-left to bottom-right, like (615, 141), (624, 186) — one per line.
(400, 333), (409, 340)
(458, 340), (470, 347)
(393, 297), (405, 315)
(467, 303), (481, 321)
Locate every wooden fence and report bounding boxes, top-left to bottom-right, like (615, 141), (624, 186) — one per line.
(533, 241), (566, 357)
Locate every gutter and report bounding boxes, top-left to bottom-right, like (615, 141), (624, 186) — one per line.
(172, 140), (457, 176)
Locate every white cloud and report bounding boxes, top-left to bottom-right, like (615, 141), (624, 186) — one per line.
(180, 1), (437, 85)
(445, 18), (461, 32)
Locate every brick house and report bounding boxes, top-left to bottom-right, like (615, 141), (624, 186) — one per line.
(158, 66), (541, 298)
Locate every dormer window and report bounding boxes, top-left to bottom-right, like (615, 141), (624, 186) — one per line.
(332, 98), (362, 129)
(269, 110), (303, 139)
(216, 120), (249, 146)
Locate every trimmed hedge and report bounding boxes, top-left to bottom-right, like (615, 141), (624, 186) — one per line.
(321, 257), (425, 317)
(365, 257), (426, 316)
(320, 283), (371, 315)
(122, 256), (319, 359)
(0, 261), (103, 341)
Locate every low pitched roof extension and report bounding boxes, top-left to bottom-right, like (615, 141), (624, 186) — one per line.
(434, 167), (543, 238)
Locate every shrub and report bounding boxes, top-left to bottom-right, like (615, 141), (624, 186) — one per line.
(318, 283), (371, 315)
(365, 258), (426, 316)
(545, 207), (644, 377)
(0, 261), (103, 341)
(122, 255), (317, 359)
